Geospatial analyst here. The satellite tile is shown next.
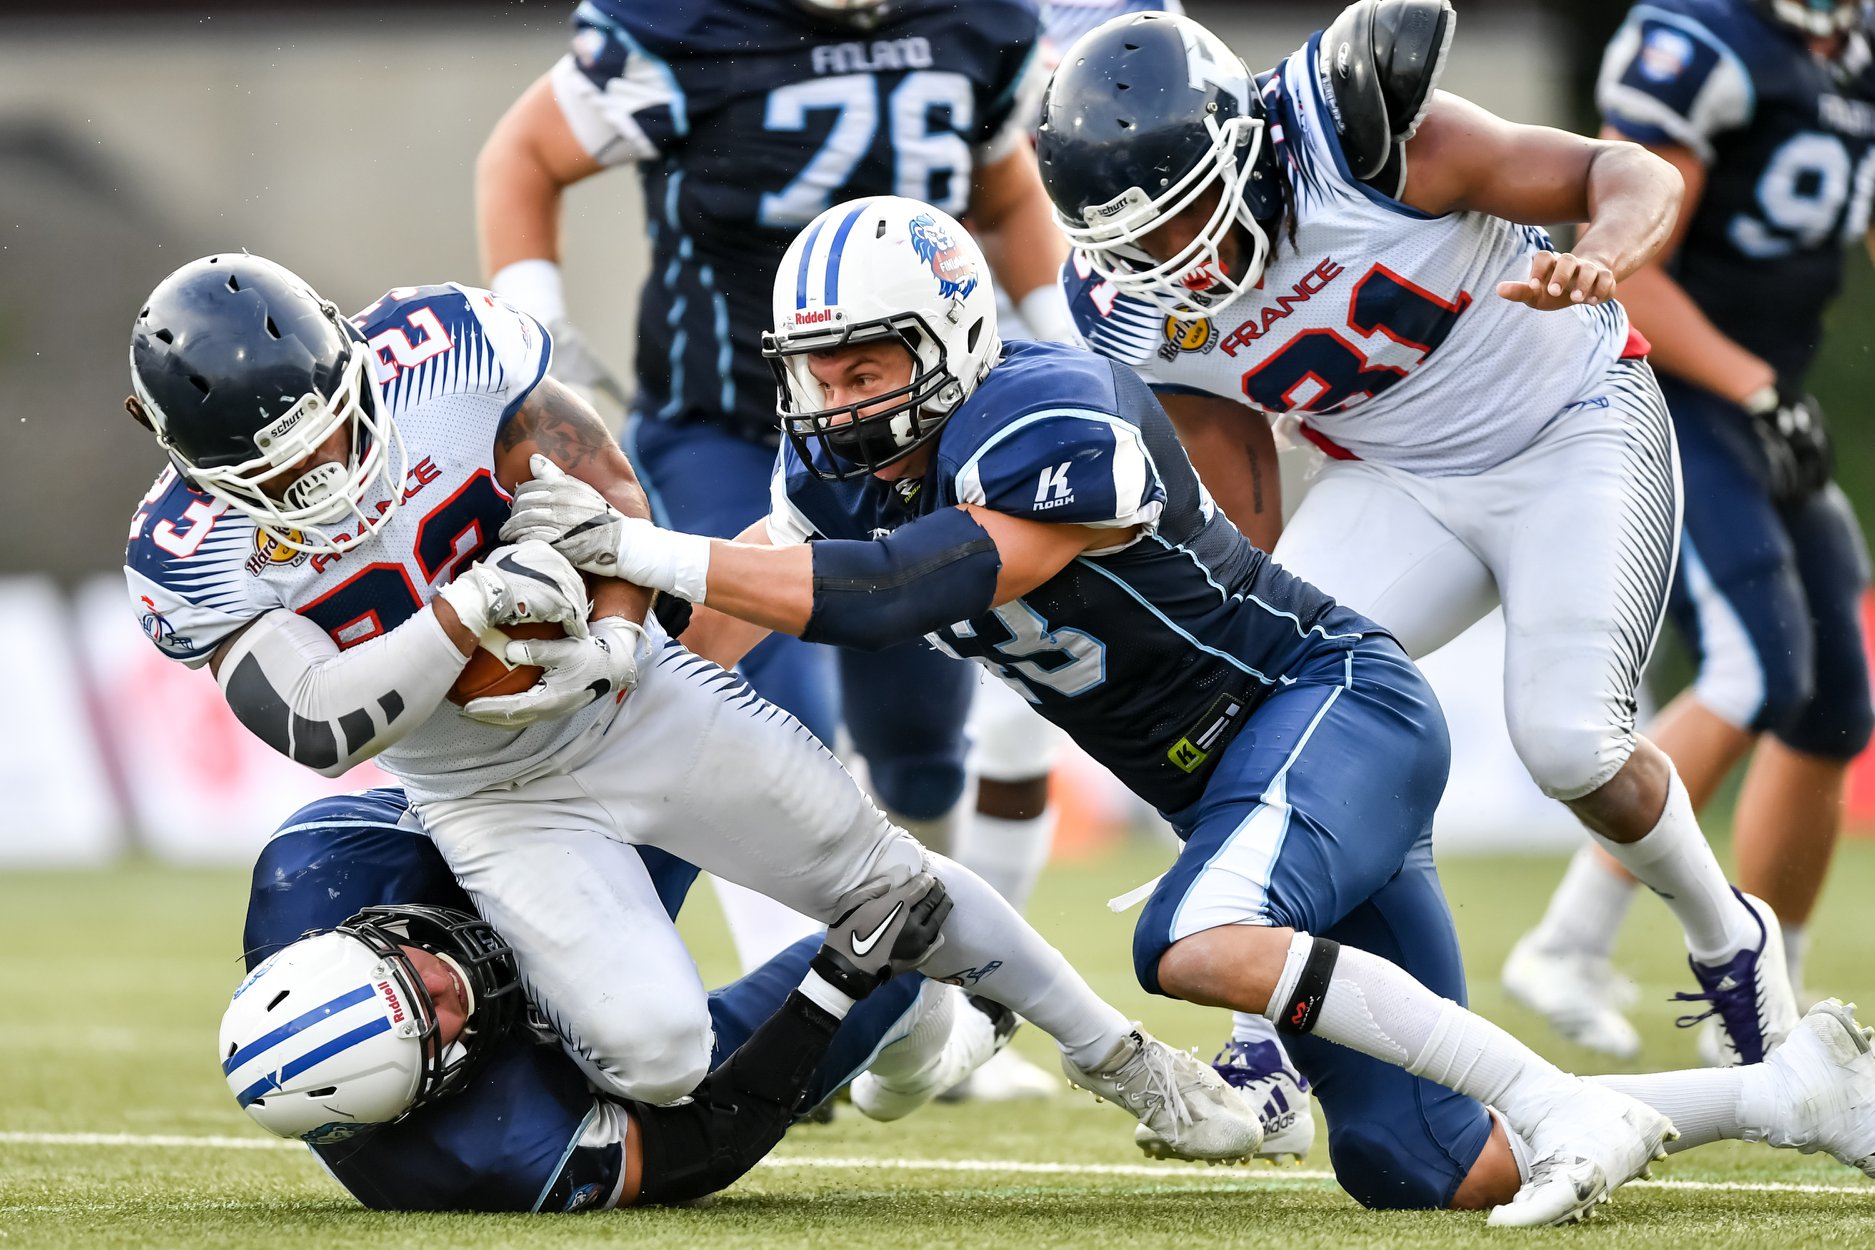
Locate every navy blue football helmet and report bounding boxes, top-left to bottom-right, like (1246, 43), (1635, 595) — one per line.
(1753, 0), (1862, 37)
(129, 254), (404, 555)
(1036, 11), (1282, 317)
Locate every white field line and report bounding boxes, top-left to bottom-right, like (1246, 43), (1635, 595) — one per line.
(1, 1132), (1872, 1198)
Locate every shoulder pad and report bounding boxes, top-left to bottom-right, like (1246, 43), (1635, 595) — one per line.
(1318, 0), (1455, 192)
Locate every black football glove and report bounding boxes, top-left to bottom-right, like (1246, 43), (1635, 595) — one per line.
(1743, 382), (1833, 506)
(810, 871), (952, 999)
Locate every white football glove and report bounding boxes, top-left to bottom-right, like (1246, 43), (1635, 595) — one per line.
(437, 538), (591, 639)
(460, 615), (647, 727)
(501, 455), (712, 602)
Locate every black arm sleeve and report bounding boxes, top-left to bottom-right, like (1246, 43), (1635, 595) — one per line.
(629, 991), (841, 1206)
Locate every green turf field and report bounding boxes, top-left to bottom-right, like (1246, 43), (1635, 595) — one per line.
(3, 836), (1873, 1249)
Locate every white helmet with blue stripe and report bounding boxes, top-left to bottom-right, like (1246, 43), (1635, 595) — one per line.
(220, 932), (427, 1142)
(219, 905), (521, 1143)
(765, 196), (1001, 480)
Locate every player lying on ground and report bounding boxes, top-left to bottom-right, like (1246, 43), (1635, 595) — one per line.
(1039, 2), (1803, 1091)
(122, 255), (1262, 1160)
(221, 789), (1006, 1210)
(500, 194), (1875, 1227)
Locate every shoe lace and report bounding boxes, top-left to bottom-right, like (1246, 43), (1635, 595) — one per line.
(1111, 1036), (1196, 1135)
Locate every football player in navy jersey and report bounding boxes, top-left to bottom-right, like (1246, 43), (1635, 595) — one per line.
(502, 194), (1875, 1224)
(219, 789), (995, 1211)
(476, 0), (1070, 964)
(1509, 0), (1875, 1061)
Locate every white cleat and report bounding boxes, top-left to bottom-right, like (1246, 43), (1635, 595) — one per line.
(853, 995), (1015, 1123)
(939, 1043), (1063, 1103)
(1501, 933), (1642, 1060)
(1133, 1041), (1315, 1163)
(1752, 999), (1875, 1178)
(1062, 1028), (1263, 1164)
(1487, 1080), (1676, 1228)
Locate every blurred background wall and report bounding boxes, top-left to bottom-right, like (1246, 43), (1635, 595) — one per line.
(1, 0), (1870, 861)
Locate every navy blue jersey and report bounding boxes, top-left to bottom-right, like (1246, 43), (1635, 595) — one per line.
(553, 0), (1040, 442)
(773, 340), (1378, 812)
(242, 790), (700, 1212)
(240, 791), (920, 1212)
(1599, 0), (1875, 380)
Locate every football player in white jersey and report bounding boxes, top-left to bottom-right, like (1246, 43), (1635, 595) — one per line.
(1037, 3), (1799, 1084)
(121, 253), (1267, 1162)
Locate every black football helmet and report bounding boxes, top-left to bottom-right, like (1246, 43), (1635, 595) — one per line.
(1036, 11), (1282, 318)
(129, 254), (405, 555)
(1752, 0), (1862, 37)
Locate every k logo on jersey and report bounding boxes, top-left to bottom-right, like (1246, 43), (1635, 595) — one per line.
(909, 213), (978, 302)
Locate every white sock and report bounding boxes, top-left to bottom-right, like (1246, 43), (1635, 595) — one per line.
(1589, 767), (1755, 963)
(952, 808), (1056, 911)
(1266, 935), (1577, 1135)
(1529, 844), (1637, 960)
(1232, 1011), (1281, 1046)
(866, 981), (958, 1085)
(1784, 923), (1808, 993)
(916, 851), (1128, 1068)
(710, 875), (825, 973)
(1591, 1066), (1759, 1151)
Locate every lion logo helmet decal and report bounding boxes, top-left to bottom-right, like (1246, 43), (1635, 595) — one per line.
(908, 212), (978, 302)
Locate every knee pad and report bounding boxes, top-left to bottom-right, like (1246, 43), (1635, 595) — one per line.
(1503, 706), (1633, 802)
(1328, 1120), (1466, 1210)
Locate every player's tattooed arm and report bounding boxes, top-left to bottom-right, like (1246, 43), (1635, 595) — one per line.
(1158, 391), (1280, 550)
(495, 374), (653, 621)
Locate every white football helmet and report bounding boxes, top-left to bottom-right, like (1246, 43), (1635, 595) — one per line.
(765, 197), (1001, 480)
(219, 905), (520, 1142)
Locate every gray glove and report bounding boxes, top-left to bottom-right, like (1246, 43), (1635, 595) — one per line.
(502, 455), (712, 600)
(437, 539), (591, 639)
(460, 615), (646, 727)
(810, 872), (953, 998)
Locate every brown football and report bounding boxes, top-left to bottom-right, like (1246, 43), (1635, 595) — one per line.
(447, 622), (567, 706)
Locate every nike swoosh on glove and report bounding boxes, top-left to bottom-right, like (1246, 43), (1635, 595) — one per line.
(437, 538), (592, 639)
(810, 872), (954, 998)
(461, 616), (647, 727)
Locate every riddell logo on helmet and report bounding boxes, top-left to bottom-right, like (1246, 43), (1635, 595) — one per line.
(376, 980), (406, 1025)
(795, 307), (840, 326)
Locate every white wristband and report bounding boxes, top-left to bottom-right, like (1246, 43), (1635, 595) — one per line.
(1017, 283), (1079, 345)
(615, 518), (714, 604)
(489, 258), (568, 326)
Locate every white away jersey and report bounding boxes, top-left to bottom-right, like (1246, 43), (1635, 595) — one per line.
(1066, 35), (1633, 476)
(124, 284), (612, 803)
